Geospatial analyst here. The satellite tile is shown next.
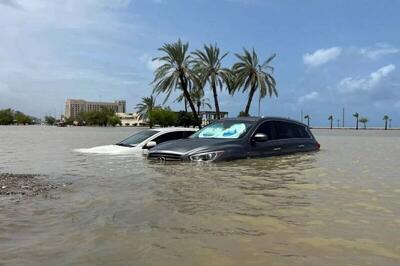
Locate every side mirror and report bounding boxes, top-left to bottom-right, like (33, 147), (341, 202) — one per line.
(143, 141), (157, 149)
(253, 133), (268, 142)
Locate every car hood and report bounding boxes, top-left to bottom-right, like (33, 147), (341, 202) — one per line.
(74, 144), (139, 154)
(150, 138), (240, 155)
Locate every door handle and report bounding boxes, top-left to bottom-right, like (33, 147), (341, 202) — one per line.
(273, 147), (281, 151)
(298, 144), (305, 148)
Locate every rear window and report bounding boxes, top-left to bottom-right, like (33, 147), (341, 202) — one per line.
(274, 121), (310, 139)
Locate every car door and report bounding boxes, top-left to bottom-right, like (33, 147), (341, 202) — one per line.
(248, 121), (283, 158)
(274, 121), (310, 154)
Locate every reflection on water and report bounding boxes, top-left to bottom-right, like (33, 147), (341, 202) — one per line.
(0, 126), (400, 265)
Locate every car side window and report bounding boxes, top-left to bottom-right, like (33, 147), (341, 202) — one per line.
(152, 131), (184, 144)
(255, 121), (275, 140)
(295, 125), (311, 138)
(274, 121), (296, 139)
(274, 122), (311, 139)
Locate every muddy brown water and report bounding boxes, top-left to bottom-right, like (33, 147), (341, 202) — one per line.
(1, 126), (399, 265)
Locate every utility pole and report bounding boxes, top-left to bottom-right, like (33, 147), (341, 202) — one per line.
(301, 109), (303, 123)
(342, 108), (345, 128)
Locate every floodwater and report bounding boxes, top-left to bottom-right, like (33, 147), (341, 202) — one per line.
(1, 126), (400, 265)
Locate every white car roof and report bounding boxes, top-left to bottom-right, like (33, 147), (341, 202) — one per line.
(151, 127), (197, 133)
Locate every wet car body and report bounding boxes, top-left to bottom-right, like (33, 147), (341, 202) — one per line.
(148, 117), (320, 162)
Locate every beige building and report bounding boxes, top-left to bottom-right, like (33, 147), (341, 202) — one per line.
(65, 99), (126, 119)
(115, 112), (144, 126)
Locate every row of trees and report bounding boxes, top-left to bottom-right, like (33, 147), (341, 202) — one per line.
(141, 40), (278, 127)
(70, 109), (122, 127)
(303, 113), (392, 130)
(0, 109), (36, 125)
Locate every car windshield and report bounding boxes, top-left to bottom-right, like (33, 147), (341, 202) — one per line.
(117, 130), (158, 147)
(191, 121), (254, 139)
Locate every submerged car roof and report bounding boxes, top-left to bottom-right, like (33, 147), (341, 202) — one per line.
(151, 127), (198, 132)
(219, 116), (308, 127)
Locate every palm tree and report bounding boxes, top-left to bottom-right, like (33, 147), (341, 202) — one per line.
(389, 118), (392, 129)
(152, 40), (201, 127)
(304, 114), (311, 127)
(192, 44), (231, 119)
(383, 115), (389, 130)
(359, 117), (368, 129)
(135, 96), (157, 128)
(175, 88), (211, 114)
(353, 112), (359, 130)
(232, 48), (277, 116)
(328, 115), (333, 129)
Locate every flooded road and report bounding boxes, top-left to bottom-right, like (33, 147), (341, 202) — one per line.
(1, 126), (400, 265)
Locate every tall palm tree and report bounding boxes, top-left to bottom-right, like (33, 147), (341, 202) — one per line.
(359, 117), (368, 129)
(192, 44), (231, 119)
(383, 115), (389, 130)
(175, 88), (211, 114)
(135, 96), (157, 128)
(328, 115), (333, 129)
(353, 112), (359, 130)
(232, 48), (277, 116)
(152, 40), (201, 127)
(304, 114), (311, 127)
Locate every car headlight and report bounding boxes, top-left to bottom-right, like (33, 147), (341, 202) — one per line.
(189, 151), (223, 162)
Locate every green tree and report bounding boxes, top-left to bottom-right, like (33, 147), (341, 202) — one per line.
(359, 117), (368, 129)
(135, 96), (158, 128)
(304, 114), (311, 127)
(0, 109), (14, 125)
(232, 48), (277, 116)
(152, 40), (201, 127)
(107, 115), (121, 127)
(238, 111), (249, 117)
(149, 108), (177, 127)
(192, 44), (232, 119)
(383, 115), (389, 130)
(14, 111), (32, 125)
(45, 116), (56, 126)
(328, 115), (333, 129)
(176, 111), (196, 127)
(353, 112), (359, 130)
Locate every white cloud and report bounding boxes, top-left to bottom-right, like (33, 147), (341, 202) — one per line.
(303, 47), (342, 67)
(139, 54), (162, 72)
(339, 64), (396, 93)
(298, 91), (320, 103)
(359, 43), (400, 60)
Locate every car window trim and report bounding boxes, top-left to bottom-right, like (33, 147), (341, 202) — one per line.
(249, 119), (313, 142)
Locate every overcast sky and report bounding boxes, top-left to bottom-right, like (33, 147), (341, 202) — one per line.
(0, 0), (399, 126)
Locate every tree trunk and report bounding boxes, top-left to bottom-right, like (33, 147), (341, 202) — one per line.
(356, 118), (359, 130)
(385, 120), (388, 130)
(330, 120), (333, 129)
(184, 99), (188, 113)
(244, 85), (256, 116)
(211, 84), (220, 119)
(180, 75), (201, 128)
(307, 118), (310, 128)
(198, 101), (201, 114)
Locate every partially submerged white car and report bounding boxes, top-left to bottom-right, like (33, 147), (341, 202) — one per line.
(75, 127), (197, 155)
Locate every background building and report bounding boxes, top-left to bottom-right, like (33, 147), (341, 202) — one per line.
(115, 112), (144, 126)
(65, 99), (126, 119)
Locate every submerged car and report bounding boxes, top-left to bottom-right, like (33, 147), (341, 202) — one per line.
(75, 127), (197, 154)
(148, 117), (320, 162)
